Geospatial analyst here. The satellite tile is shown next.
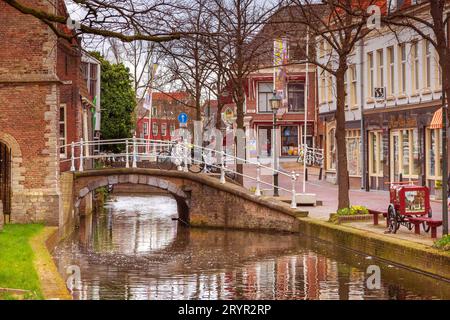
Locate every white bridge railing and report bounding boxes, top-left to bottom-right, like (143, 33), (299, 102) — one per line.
(60, 137), (299, 209)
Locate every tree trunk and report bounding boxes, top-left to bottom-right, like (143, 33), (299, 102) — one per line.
(335, 67), (350, 210)
(235, 87), (245, 185)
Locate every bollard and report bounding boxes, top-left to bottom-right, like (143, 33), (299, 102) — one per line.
(305, 167), (308, 181)
(220, 151), (226, 184)
(79, 138), (84, 172)
(70, 142), (75, 172)
(125, 139), (130, 168)
(255, 161), (261, 196)
(132, 135), (137, 168)
(291, 171), (297, 209)
(319, 167), (323, 180)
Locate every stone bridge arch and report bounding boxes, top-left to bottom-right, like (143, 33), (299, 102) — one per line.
(73, 173), (191, 223)
(65, 168), (306, 234)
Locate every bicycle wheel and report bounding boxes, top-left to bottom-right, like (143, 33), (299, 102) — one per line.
(157, 150), (175, 170)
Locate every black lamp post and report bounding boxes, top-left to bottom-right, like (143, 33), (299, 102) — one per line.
(269, 91), (281, 197)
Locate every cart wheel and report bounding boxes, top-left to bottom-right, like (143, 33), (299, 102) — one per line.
(387, 205), (398, 234)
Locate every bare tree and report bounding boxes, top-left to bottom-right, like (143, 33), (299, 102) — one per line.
(288, 0), (378, 209)
(206, 0), (278, 184)
(3, 0), (181, 43)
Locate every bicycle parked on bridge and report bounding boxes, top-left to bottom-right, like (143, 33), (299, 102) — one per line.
(156, 141), (202, 173)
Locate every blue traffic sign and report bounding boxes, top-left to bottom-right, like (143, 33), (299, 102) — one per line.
(178, 112), (188, 124)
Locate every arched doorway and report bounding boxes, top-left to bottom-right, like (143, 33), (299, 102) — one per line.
(0, 142), (11, 219)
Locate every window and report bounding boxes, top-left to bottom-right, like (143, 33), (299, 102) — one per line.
(143, 122), (148, 135)
(287, 83), (305, 112)
(435, 46), (442, 90)
(161, 123), (167, 136)
(426, 128), (443, 178)
(152, 106), (157, 117)
(412, 41), (420, 92)
(377, 49), (384, 88)
(350, 65), (357, 108)
(390, 129), (419, 180)
(257, 82), (273, 112)
(258, 126), (272, 157)
(89, 64), (97, 96)
(387, 47), (395, 95)
(425, 40), (431, 88)
(320, 72), (326, 103)
(152, 122), (158, 136)
(369, 131), (383, 176)
(319, 40), (325, 57)
(59, 104), (66, 156)
(368, 52), (374, 97)
(399, 44), (407, 93)
(81, 62), (88, 80)
(170, 124), (175, 136)
(327, 127), (336, 170)
(344, 71), (348, 109)
(281, 126), (299, 156)
(327, 74), (333, 102)
(346, 130), (361, 176)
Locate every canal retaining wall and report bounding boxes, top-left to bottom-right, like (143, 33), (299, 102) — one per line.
(296, 217), (450, 280)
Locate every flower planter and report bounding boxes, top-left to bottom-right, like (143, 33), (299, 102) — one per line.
(329, 213), (372, 224)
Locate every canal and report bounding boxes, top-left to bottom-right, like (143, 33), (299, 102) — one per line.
(53, 194), (450, 300)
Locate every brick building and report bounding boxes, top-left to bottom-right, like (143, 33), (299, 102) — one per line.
(135, 91), (196, 142)
(0, 0), (96, 225)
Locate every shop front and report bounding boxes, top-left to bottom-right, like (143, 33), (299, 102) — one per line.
(255, 122), (314, 160)
(364, 104), (443, 194)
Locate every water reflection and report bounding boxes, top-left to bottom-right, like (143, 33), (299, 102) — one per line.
(53, 195), (450, 300)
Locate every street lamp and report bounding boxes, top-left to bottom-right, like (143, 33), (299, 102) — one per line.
(269, 91), (281, 197)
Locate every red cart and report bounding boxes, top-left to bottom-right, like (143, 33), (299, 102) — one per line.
(387, 182), (432, 234)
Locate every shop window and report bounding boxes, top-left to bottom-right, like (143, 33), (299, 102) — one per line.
(258, 82), (273, 113)
(369, 131), (383, 176)
(390, 129), (419, 181)
(287, 83), (305, 112)
(346, 130), (361, 176)
(426, 128), (443, 179)
(258, 126), (272, 157)
(327, 127), (336, 170)
(281, 126), (299, 157)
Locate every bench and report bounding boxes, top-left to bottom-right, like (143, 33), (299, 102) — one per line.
(368, 209), (387, 226)
(408, 217), (443, 239)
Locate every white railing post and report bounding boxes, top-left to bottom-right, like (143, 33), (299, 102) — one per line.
(125, 139), (130, 168)
(183, 141), (189, 172)
(255, 161), (261, 196)
(70, 142), (75, 172)
(220, 151), (226, 184)
(291, 171), (297, 209)
(132, 135), (137, 168)
(79, 138), (84, 172)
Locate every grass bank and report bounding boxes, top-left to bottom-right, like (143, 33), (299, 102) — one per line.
(0, 224), (44, 300)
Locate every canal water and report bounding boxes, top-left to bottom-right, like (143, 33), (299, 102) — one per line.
(52, 194), (450, 300)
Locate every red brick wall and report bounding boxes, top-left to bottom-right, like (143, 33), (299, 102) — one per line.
(0, 0), (61, 225)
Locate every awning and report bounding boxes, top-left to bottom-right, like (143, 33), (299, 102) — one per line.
(430, 107), (443, 129)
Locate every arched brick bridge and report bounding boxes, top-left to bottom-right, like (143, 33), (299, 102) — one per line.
(62, 168), (308, 233)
